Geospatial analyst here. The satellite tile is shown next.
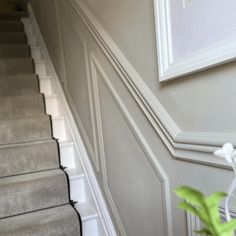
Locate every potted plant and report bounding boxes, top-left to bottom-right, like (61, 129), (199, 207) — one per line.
(176, 143), (236, 236)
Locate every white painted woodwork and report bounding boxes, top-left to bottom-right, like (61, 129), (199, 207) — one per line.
(154, 0), (236, 81)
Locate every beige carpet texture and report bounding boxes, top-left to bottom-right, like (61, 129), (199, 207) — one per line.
(0, 9), (81, 236)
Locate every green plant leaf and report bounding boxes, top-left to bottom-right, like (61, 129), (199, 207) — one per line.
(207, 192), (228, 205)
(178, 201), (209, 223)
(175, 186), (231, 236)
(195, 228), (211, 235)
(175, 186), (204, 206)
(178, 201), (198, 215)
(205, 192), (227, 226)
(219, 219), (236, 235)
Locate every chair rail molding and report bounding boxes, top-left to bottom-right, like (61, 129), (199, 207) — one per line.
(154, 0), (236, 82)
(69, 0), (236, 170)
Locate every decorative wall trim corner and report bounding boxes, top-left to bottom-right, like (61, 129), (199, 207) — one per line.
(90, 54), (173, 236)
(154, 0), (236, 81)
(69, 0), (236, 170)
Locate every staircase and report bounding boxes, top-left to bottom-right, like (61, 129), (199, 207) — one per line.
(0, 9), (106, 236)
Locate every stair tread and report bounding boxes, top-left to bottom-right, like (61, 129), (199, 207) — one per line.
(0, 91), (42, 98)
(0, 20), (24, 32)
(0, 139), (59, 178)
(0, 44), (30, 58)
(0, 204), (80, 236)
(0, 93), (45, 118)
(0, 11), (28, 21)
(0, 115), (52, 145)
(0, 57), (34, 74)
(0, 169), (69, 218)
(0, 32), (27, 44)
(0, 74), (39, 95)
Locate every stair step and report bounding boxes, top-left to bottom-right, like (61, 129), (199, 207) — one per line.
(0, 10), (83, 236)
(76, 202), (98, 221)
(38, 75), (52, 95)
(67, 167), (84, 180)
(0, 204), (80, 236)
(0, 115), (52, 145)
(0, 93), (45, 119)
(76, 203), (100, 236)
(0, 44), (30, 58)
(0, 32), (27, 44)
(0, 58), (34, 74)
(0, 74), (39, 95)
(0, 169), (69, 218)
(67, 167), (87, 203)
(0, 139), (59, 178)
(0, 11), (28, 21)
(0, 20), (24, 32)
(59, 141), (75, 166)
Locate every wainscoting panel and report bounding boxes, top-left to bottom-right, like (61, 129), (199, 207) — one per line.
(58, 12), (99, 171)
(90, 54), (173, 236)
(66, 0), (236, 170)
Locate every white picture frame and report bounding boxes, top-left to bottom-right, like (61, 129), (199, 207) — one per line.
(154, 0), (236, 82)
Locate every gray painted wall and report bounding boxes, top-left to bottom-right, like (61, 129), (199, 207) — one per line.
(30, 0), (236, 235)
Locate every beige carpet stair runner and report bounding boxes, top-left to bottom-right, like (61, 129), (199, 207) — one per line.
(0, 10), (81, 236)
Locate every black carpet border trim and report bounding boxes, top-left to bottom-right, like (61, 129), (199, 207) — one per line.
(34, 38), (83, 235)
(61, 166), (83, 236)
(41, 92), (47, 115)
(35, 74), (41, 94)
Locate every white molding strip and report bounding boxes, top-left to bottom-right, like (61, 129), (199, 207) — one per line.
(90, 53), (173, 236)
(28, 4), (117, 236)
(154, 0), (236, 81)
(68, 0), (236, 170)
(187, 212), (201, 236)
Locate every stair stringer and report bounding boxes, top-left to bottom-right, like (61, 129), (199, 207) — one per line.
(21, 11), (117, 236)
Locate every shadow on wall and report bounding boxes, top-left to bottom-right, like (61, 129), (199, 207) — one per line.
(0, 0), (28, 11)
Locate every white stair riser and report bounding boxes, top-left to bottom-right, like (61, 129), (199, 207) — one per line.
(83, 219), (99, 236)
(31, 47), (42, 60)
(35, 61), (47, 76)
(52, 117), (67, 141)
(70, 177), (87, 203)
(39, 77), (52, 95)
(27, 35), (38, 46)
(45, 96), (59, 117)
(59, 143), (76, 169)
(24, 25), (34, 35)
